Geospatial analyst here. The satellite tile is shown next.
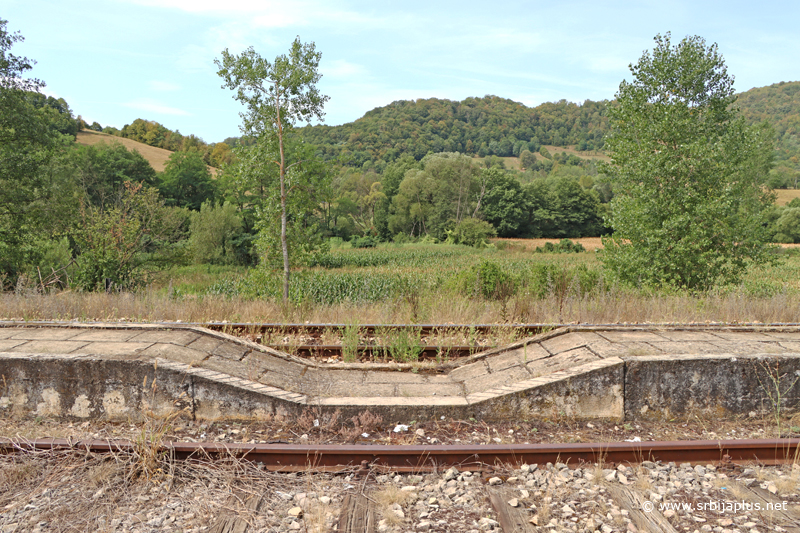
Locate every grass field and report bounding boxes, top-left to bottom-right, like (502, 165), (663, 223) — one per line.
(4, 243), (800, 325)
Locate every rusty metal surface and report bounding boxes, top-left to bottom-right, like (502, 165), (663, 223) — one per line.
(3, 439), (798, 471)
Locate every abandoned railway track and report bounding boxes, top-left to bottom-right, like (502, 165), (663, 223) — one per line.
(3, 438), (799, 471)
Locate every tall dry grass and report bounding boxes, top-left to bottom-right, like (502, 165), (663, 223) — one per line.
(2, 286), (800, 325)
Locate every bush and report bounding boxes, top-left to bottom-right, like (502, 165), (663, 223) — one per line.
(529, 263), (601, 299)
(188, 201), (243, 264)
(452, 260), (515, 300)
(450, 218), (496, 247)
(533, 239), (586, 254)
(351, 236), (377, 248)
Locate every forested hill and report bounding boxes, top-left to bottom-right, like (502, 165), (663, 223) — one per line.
(738, 81), (800, 171)
(298, 83), (800, 173)
(299, 96), (609, 166)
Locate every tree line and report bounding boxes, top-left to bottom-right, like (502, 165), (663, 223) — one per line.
(2, 17), (798, 296)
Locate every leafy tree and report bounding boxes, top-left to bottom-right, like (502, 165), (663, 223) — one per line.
(188, 202), (243, 264)
(216, 37), (329, 303)
(0, 19), (61, 281)
(74, 183), (184, 291)
(449, 218), (497, 247)
(601, 34), (776, 290)
(480, 168), (530, 237)
(159, 150), (215, 210)
(69, 142), (158, 209)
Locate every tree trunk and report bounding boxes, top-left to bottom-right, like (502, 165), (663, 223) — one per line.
(276, 84), (289, 304)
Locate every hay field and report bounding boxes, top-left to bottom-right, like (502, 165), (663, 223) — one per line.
(75, 131), (218, 175)
(775, 188), (800, 206)
(76, 130), (173, 172)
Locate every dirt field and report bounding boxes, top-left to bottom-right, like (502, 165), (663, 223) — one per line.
(75, 131), (218, 175)
(776, 188), (800, 206)
(495, 237), (604, 251)
(76, 131), (174, 172)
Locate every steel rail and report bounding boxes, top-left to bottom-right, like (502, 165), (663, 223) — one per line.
(3, 439), (798, 472)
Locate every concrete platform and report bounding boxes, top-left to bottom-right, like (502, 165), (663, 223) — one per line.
(1, 322), (799, 422)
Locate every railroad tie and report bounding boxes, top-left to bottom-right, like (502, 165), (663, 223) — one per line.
(207, 493), (265, 533)
(725, 480), (800, 532)
(335, 492), (376, 533)
(486, 487), (537, 533)
(605, 483), (677, 533)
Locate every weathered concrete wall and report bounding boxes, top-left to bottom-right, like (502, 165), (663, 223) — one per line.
(0, 354), (305, 422)
(4, 350), (800, 423)
(624, 354), (800, 421)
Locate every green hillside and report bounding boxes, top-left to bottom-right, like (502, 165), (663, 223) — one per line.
(299, 96), (609, 166)
(297, 83), (800, 178)
(738, 81), (800, 186)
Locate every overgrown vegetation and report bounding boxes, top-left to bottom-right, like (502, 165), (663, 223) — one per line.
(3, 19), (800, 311)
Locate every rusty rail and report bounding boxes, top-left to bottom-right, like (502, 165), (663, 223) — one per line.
(2, 439), (798, 472)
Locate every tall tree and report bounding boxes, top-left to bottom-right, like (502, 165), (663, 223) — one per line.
(159, 150), (215, 211)
(0, 19), (59, 280)
(601, 33), (775, 290)
(216, 37), (328, 303)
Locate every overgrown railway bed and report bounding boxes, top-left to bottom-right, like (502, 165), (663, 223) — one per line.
(3, 437), (800, 470)
(3, 437), (800, 532)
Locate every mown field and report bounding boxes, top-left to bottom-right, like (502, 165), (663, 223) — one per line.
(4, 243), (800, 326)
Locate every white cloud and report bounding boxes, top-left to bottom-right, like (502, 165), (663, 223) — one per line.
(123, 98), (191, 116)
(321, 59), (369, 80)
(149, 80), (181, 91)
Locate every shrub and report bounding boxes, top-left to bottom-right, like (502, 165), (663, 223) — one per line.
(450, 218), (497, 247)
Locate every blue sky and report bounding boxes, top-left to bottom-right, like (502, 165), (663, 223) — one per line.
(2, 0), (798, 143)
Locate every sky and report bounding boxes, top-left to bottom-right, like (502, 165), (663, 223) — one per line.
(2, 0), (799, 144)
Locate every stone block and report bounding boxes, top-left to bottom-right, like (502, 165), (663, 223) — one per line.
(185, 336), (223, 353)
(9, 328), (83, 341)
(464, 365), (531, 394)
(646, 341), (722, 354)
(200, 355), (250, 379)
(0, 340), (27, 351)
(596, 330), (669, 343)
(448, 360), (488, 381)
(652, 330), (724, 342)
(137, 343), (208, 365)
(73, 342), (153, 356)
(526, 347), (599, 378)
(396, 382), (464, 398)
(70, 330), (143, 342)
(9, 340), (88, 354)
(127, 330), (200, 346)
(212, 342), (250, 361)
(541, 332), (607, 354)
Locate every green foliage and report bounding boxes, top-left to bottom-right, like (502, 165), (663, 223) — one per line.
(159, 150), (215, 211)
(601, 33), (776, 291)
(188, 202), (243, 264)
(528, 263), (601, 299)
(389, 152), (482, 240)
(454, 260), (515, 300)
(533, 239), (586, 253)
(773, 208), (800, 243)
(350, 236), (377, 248)
(737, 81), (800, 173)
(298, 95), (608, 165)
(449, 218), (497, 247)
(69, 142), (158, 209)
(217, 36), (329, 302)
(74, 183), (184, 291)
(0, 19), (63, 282)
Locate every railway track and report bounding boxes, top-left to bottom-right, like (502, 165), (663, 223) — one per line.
(3, 438), (799, 471)
(4, 437), (800, 532)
